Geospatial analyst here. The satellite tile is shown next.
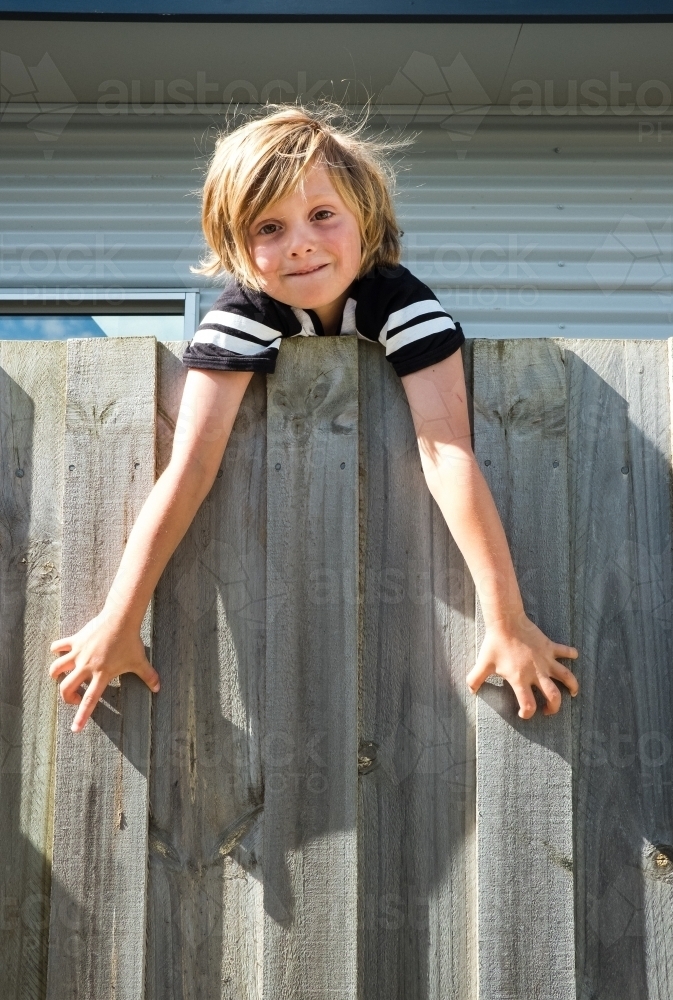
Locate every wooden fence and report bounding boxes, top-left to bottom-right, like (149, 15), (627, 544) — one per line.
(1, 335), (672, 1000)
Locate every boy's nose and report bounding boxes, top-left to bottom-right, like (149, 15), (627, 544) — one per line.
(286, 225), (316, 256)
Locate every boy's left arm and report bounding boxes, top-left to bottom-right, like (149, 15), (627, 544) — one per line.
(400, 349), (579, 720)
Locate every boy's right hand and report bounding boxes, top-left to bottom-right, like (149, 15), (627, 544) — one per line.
(49, 612), (161, 733)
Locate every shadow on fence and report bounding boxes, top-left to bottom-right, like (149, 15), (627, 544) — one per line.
(1, 336), (672, 1000)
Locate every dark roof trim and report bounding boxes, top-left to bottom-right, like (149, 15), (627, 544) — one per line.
(1, 1), (673, 20)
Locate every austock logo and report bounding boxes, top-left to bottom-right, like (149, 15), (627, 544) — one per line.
(376, 699), (472, 796)
(376, 50), (491, 152)
(0, 50), (77, 156)
(587, 213), (672, 301)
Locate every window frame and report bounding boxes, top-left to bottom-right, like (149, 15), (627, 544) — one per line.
(0, 288), (200, 341)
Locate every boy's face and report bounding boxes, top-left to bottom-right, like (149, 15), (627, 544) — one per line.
(247, 163), (362, 314)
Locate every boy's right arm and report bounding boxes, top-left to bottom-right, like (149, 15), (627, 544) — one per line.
(49, 367), (255, 733)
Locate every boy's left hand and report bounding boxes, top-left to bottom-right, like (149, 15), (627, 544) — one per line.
(466, 611), (579, 719)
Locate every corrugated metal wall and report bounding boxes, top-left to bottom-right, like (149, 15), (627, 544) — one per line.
(0, 117), (671, 338)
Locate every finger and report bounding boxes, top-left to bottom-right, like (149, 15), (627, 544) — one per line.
(466, 658), (495, 694)
(508, 681), (537, 720)
(553, 643), (578, 659)
(49, 651), (76, 680)
(537, 675), (563, 716)
(59, 664), (91, 705)
(50, 636), (74, 654)
(70, 675), (110, 733)
(136, 660), (161, 693)
(549, 660), (580, 697)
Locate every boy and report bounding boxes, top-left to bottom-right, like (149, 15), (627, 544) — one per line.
(50, 105), (579, 733)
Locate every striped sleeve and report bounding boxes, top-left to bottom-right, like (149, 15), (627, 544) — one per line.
(356, 266), (465, 377)
(182, 282), (296, 374)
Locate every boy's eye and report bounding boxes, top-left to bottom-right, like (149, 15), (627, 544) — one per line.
(313, 210), (333, 221)
(259, 223), (280, 235)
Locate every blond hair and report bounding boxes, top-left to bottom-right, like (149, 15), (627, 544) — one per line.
(192, 104), (404, 290)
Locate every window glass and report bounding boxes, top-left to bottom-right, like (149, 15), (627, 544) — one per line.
(0, 315), (184, 341)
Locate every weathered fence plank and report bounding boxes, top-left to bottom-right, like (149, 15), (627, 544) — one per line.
(569, 339), (673, 1000)
(263, 337), (359, 999)
(46, 338), (156, 1000)
(0, 342), (65, 1000)
(147, 344), (267, 1000)
(357, 339), (477, 1000)
(473, 339), (575, 1000)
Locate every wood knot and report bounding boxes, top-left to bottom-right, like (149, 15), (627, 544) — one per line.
(358, 741), (379, 774)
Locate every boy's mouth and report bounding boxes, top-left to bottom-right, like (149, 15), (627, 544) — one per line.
(285, 262), (329, 276)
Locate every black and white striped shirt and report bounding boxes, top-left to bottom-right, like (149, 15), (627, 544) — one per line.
(182, 264), (464, 378)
